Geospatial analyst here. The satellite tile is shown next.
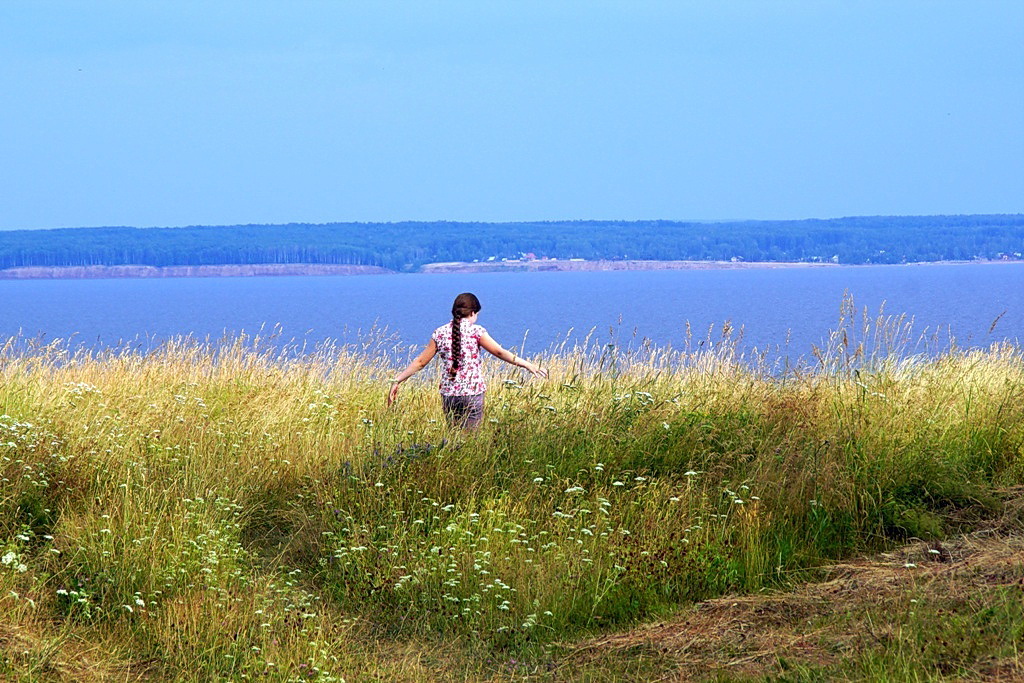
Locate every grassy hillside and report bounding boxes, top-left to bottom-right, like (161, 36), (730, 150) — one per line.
(1, 310), (1022, 680)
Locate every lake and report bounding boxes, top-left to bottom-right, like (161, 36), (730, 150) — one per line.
(1, 263), (1021, 364)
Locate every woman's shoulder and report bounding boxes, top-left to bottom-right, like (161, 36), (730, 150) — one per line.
(432, 322), (452, 339)
(468, 323), (487, 338)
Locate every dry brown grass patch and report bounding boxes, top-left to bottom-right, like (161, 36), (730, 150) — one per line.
(0, 622), (149, 682)
(561, 531), (1024, 680)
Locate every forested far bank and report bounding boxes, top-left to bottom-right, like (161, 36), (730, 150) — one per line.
(1, 215), (1022, 271)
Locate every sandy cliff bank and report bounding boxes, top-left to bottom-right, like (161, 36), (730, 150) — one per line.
(0, 264), (394, 280)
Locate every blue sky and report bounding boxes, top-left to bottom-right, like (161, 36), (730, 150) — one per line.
(1, 1), (1022, 229)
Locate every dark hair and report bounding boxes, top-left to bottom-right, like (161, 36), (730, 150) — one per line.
(449, 292), (482, 380)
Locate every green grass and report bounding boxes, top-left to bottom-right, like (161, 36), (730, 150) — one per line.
(0, 308), (1022, 680)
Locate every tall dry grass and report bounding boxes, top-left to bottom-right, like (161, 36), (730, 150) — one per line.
(1, 304), (1021, 680)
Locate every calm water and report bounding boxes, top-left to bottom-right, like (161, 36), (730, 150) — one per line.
(1, 263), (1021, 362)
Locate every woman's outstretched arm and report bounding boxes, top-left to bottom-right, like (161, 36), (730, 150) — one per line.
(387, 339), (438, 405)
(479, 333), (547, 378)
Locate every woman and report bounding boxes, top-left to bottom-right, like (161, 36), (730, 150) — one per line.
(387, 292), (547, 428)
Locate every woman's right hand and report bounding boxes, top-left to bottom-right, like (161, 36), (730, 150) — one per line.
(387, 381), (400, 406)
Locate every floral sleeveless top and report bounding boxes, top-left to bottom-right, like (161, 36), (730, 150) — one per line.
(432, 321), (487, 396)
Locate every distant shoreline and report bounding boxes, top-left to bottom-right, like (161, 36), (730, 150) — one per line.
(419, 259), (840, 274)
(0, 259), (1020, 280)
(0, 263), (393, 280)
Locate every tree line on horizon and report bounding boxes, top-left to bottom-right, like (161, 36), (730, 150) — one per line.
(0, 215), (1021, 271)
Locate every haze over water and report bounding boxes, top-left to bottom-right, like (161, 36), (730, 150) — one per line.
(3, 263), (1021, 364)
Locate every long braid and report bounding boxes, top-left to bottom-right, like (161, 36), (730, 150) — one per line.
(447, 292), (481, 381)
(448, 314), (462, 380)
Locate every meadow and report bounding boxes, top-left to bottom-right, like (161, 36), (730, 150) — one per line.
(1, 303), (1022, 681)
